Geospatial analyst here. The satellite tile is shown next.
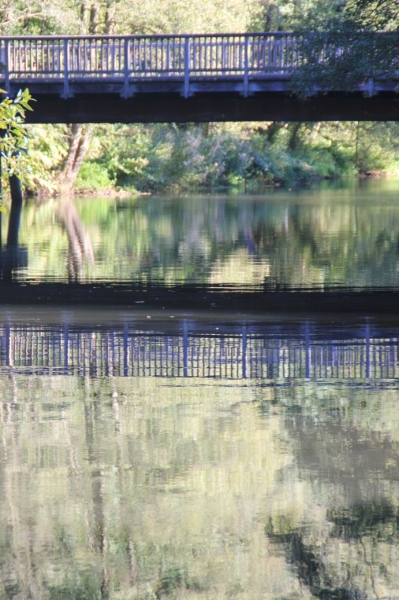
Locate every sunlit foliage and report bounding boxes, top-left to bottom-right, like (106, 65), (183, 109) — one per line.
(0, 89), (32, 184)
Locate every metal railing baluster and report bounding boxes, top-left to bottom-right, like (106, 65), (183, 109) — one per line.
(4, 39), (9, 92)
(184, 36), (190, 97)
(243, 36), (249, 96)
(63, 38), (69, 98)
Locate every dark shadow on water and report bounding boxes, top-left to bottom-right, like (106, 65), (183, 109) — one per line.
(266, 500), (399, 600)
(1, 281), (399, 316)
(266, 523), (365, 599)
(328, 501), (399, 542)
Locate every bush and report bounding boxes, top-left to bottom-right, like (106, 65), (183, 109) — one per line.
(75, 162), (114, 190)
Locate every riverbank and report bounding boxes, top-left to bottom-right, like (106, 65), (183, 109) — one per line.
(24, 121), (399, 197)
(72, 171), (395, 198)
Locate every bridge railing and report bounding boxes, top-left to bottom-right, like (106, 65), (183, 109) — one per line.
(0, 33), (302, 84)
(1, 32), (396, 99)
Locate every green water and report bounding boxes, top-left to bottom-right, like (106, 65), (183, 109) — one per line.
(0, 181), (399, 598)
(3, 178), (399, 290)
(0, 311), (397, 599)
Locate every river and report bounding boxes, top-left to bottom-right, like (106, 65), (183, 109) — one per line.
(0, 179), (399, 599)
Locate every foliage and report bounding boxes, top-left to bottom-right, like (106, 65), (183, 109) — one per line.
(290, 0), (399, 97)
(87, 120), (399, 193)
(0, 88), (33, 179)
(24, 124), (68, 194)
(291, 25), (399, 97)
(250, 0), (346, 31)
(0, 0), (262, 35)
(74, 161), (114, 191)
(346, 0), (399, 29)
(23, 116), (399, 195)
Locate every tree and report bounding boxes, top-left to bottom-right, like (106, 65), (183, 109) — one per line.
(0, 88), (33, 196)
(346, 0), (399, 29)
(291, 27), (399, 97)
(0, 0), (263, 36)
(290, 0), (399, 97)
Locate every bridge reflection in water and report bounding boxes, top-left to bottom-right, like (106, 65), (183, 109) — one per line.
(1, 320), (398, 381)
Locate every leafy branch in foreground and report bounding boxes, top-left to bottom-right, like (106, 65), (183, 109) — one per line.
(0, 88), (33, 179)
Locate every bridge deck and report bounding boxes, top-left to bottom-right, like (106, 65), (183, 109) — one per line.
(0, 33), (396, 122)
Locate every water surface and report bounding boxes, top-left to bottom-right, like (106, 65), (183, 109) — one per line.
(0, 310), (399, 598)
(1, 181), (399, 598)
(3, 178), (399, 291)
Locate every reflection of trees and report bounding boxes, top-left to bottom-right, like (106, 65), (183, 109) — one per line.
(264, 385), (399, 598)
(84, 399), (109, 599)
(56, 197), (94, 282)
(266, 523), (361, 600)
(266, 500), (399, 600)
(0, 367), (291, 598)
(328, 501), (399, 543)
(4, 324), (399, 596)
(14, 188), (399, 288)
(0, 375), (140, 599)
(84, 196), (399, 289)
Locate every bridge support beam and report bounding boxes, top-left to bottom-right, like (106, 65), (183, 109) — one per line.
(23, 91), (399, 124)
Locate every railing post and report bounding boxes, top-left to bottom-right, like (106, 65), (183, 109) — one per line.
(183, 319), (189, 377)
(166, 42), (170, 72)
(5, 324), (10, 367)
(242, 324), (247, 379)
(222, 38), (226, 73)
(305, 322), (311, 378)
(123, 37), (131, 98)
(64, 323), (69, 372)
(367, 77), (374, 97)
(365, 322), (371, 379)
(183, 36), (190, 98)
(4, 39), (9, 94)
(243, 35), (249, 97)
(63, 38), (69, 99)
(123, 322), (129, 376)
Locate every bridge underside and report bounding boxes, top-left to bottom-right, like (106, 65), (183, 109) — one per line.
(17, 81), (399, 123)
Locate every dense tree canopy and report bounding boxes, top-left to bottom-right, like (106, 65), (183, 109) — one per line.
(346, 0), (399, 29)
(0, 0), (262, 35)
(290, 0), (399, 96)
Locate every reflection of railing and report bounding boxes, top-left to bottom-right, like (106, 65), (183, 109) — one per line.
(0, 322), (398, 380)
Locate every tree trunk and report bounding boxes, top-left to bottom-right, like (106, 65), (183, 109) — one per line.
(288, 123), (302, 151)
(252, 122), (285, 142)
(7, 174), (23, 246)
(59, 124), (95, 194)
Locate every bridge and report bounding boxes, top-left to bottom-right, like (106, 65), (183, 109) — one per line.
(0, 32), (398, 123)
